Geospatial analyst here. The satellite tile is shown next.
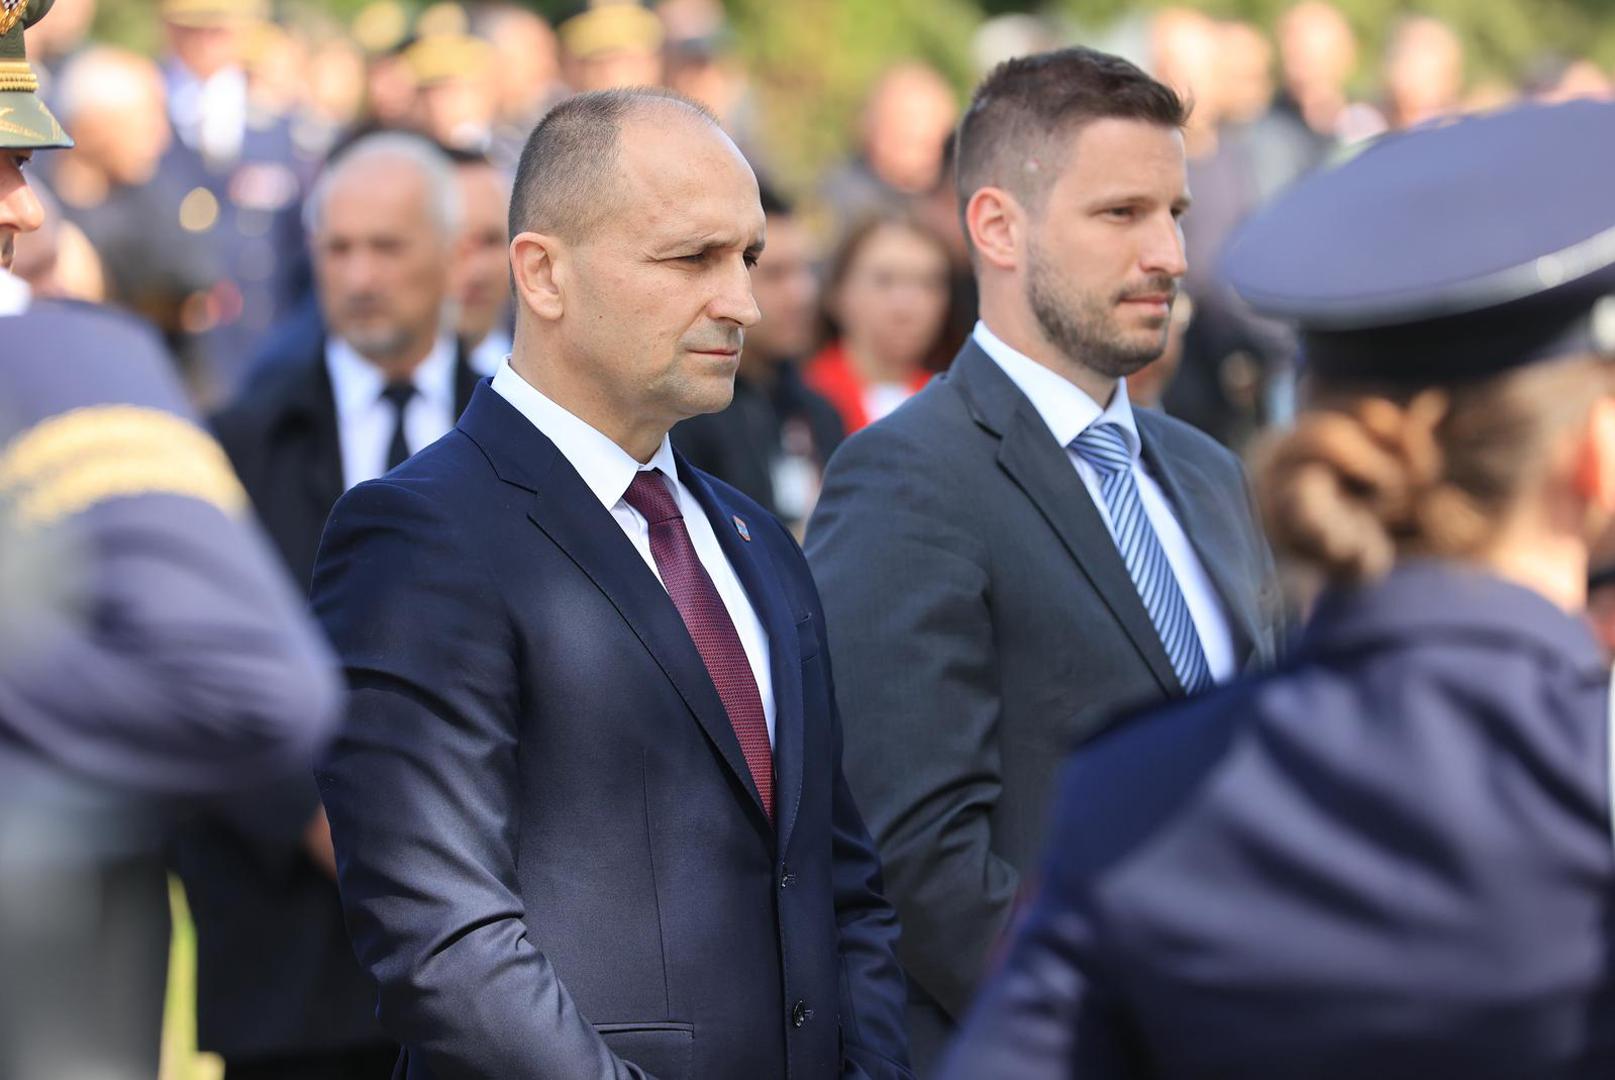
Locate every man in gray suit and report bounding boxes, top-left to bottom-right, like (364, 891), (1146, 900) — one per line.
(804, 46), (1282, 1074)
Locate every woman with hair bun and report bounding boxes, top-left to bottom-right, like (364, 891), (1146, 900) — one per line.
(941, 100), (1615, 1079)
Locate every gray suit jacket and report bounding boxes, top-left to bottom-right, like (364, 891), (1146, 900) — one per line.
(804, 339), (1281, 1073)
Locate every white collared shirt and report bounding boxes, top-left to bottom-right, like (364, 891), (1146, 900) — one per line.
(0, 268), (30, 317)
(166, 62), (247, 164)
(468, 329), (512, 377)
(491, 358), (776, 746)
(972, 320), (1237, 683)
(325, 335), (459, 492)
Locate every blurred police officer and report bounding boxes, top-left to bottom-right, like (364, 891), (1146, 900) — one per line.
(157, 0), (309, 400)
(942, 100), (1615, 1079)
(0, 4), (342, 1078)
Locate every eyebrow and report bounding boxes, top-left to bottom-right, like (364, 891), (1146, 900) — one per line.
(658, 233), (767, 258)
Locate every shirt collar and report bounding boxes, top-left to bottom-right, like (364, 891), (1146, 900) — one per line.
(490, 357), (677, 513)
(325, 334), (457, 419)
(0, 268), (30, 317)
(971, 320), (1140, 460)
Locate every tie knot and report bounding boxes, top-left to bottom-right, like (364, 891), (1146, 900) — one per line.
(380, 380), (417, 411)
(1071, 421), (1132, 476)
(623, 469), (682, 526)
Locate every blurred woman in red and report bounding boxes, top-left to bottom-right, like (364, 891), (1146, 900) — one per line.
(805, 210), (953, 434)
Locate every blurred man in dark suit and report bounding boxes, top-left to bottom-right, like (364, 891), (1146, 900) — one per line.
(806, 47), (1281, 1074)
(178, 132), (477, 1080)
(673, 181), (843, 533)
(312, 87), (912, 1079)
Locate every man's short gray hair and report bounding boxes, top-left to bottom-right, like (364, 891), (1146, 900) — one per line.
(305, 132), (463, 240)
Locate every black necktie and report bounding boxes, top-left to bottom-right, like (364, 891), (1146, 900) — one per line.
(380, 381), (417, 471)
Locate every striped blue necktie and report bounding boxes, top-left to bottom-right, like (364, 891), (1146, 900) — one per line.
(1071, 421), (1214, 695)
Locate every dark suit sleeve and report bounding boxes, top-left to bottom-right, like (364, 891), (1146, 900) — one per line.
(781, 520), (913, 1079)
(935, 759), (1141, 1080)
(805, 423), (1017, 1021)
(312, 478), (650, 1080)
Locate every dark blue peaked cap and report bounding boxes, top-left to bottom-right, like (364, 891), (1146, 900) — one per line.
(1224, 99), (1615, 383)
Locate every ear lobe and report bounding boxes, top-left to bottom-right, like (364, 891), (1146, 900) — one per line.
(510, 231), (564, 321)
(1574, 397), (1615, 511)
(966, 186), (1021, 272)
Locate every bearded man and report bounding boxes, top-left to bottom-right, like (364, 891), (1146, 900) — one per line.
(804, 46), (1282, 1076)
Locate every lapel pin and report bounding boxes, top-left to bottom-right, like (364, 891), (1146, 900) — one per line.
(733, 515), (751, 542)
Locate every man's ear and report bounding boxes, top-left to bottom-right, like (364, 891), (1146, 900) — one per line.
(1574, 395), (1615, 512)
(511, 231), (566, 321)
(965, 185), (1023, 272)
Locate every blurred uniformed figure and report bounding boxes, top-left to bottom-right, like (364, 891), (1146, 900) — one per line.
(0, 4), (343, 1077)
(157, 0), (310, 401)
(941, 99), (1615, 1079)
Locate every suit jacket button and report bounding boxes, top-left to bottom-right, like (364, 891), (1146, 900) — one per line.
(791, 1000), (811, 1027)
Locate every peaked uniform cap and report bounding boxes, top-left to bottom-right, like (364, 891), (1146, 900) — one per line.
(0, 0), (71, 150)
(1224, 100), (1615, 383)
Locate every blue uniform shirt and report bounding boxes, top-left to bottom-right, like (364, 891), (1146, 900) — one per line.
(943, 561), (1615, 1079)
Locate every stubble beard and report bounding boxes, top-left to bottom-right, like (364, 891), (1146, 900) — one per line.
(1026, 238), (1171, 381)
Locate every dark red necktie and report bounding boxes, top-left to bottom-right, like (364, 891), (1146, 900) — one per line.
(623, 470), (773, 821)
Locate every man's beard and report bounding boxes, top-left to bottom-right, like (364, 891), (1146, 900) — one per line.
(1026, 238), (1173, 380)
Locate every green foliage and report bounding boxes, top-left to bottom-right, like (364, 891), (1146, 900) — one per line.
(726, 0), (979, 190)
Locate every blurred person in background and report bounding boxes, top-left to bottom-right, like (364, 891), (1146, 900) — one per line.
(178, 134), (479, 1080)
(49, 45), (220, 386)
(1586, 564), (1615, 659)
(820, 62), (958, 232)
(470, 2), (566, 167)
(1127, 293), (1192, 410)
(1524, 54), (1613, 103)
(1151, 8), (1297, 452)
(0, 4), (341, 1077)
(405, 31), (500, 158)
(1381, 14), (1465, 130)
(350, 0), (419, 130)
(941, 99), (1615, 1080)
(557, 0), (665, 93)
(660, 0), (764, 162)
(301, 33), (367, 155)
(807, 48), (1280, 1074)
(449, 147), (512, 376)
(1275, 1), (1372, 148)
(1150, 7), (1223, 159)
(1218, 20), (1317, 202)
(159, 0), (311, 401)
(673, 180), (844, 534)
(805, 209), (953, 434)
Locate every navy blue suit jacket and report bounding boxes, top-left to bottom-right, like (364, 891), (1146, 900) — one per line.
(313, 382), (912, 1079)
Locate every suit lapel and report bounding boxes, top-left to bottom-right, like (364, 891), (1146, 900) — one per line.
(951, 342), (1182, 698)
(456, 387), (773, 831)
(680, 458), (803, 851)
(1135, 417), (1262, 666)
(295, 344), (345, 527)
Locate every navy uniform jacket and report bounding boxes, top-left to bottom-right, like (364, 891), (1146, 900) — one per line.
(941, 561), (1615, 1079)
(312, 383), (913, 1079)
(0, 286), (342, 1079)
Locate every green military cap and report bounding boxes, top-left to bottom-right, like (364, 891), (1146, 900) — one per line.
(159, 0), (270, 29)
(0, 0), (71, 150)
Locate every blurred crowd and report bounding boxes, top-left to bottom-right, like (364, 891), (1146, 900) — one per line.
(15, 0), (1614, 496)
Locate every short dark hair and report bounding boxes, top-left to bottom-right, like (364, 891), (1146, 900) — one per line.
(509, 87), (718, 242)
(955, 47), (1187, 231)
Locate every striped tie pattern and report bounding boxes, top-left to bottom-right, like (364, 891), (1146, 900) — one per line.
(1071, 422), (1214, 695)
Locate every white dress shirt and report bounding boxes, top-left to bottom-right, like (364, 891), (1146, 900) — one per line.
(166, 62), (247, 164)
(468, 329), (512, 377)
(973, 321), (1237, 683)
(492, 358), (777, 746)
(0, 268), (29, 316)
(325, 335), (459, 492)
